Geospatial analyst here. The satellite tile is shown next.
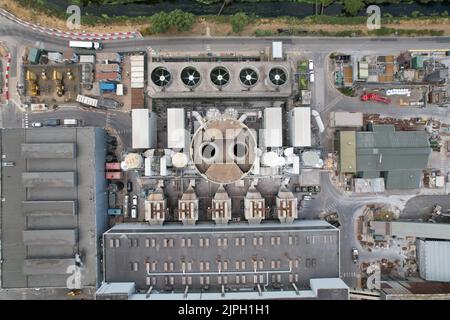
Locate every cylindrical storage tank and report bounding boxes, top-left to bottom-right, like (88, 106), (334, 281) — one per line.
(121, 153), (144, 170)
(261, 151), (280, 167)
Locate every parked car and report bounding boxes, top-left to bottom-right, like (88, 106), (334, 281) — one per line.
(308, 59), (314, 71)
(132, 195), (138, 206)
(31, 122), (42, 128)
(303, 195), (312, 201)
(309, 72), (315, 83)
(131, 205), (137, 219)
(127, 181), (133, 192)
(351, 247), (359, 263)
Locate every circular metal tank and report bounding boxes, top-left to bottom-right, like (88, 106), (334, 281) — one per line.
(190, 118), (256, 184)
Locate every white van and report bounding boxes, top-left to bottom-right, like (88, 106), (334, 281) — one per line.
(131, 205), (137, 219)
(309, 72), (315, 83)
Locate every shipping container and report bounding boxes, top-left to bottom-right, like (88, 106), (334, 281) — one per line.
(79, 55), (95, 64)
(106, 171), (123, 180)
(97, 63), (121, 73)
(77, 94), (98, 107)
(63, 119), (79, 126)
(96, 71), (121, 81)
(100, 82), (116, 92)
(116, 84), (124, 96)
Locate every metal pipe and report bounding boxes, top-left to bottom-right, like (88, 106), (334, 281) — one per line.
(238, 113), (248, 123)
(146, 286), (153, 298)
(192, 111), (204, 124)
(146, 267), (292, 276)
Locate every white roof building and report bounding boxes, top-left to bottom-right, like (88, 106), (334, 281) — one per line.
(288, 107), (311, 147)
(132, 109), (156, 149)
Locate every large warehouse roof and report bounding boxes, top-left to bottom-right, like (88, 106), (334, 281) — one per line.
(0, 128), (108, 290)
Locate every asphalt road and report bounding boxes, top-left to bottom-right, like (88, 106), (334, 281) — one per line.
(27, 106), (132, 147)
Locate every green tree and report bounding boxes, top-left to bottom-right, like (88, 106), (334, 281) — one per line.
(149, 12), (171, 34)
(169, 9), (196, 32)
(343, 0), (364, 16)
(230, 12), (249, 34)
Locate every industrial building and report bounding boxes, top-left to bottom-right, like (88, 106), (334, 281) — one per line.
(417, 240), (450, 282)
(370, 221), (450, 240)
(132, 109), (157, 149)
(338, 124), (431, 189)
(147, 57), (292, 99)
(0, 128), (108, 289)
(97, 220), (347, 299)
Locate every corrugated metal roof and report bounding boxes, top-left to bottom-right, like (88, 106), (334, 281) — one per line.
(390, 222), (450, 240)
(417, 240), (450, 282)
(385, 169), (422, 189)
(356, 125), (430, 172)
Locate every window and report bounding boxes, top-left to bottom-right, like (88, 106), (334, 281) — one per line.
(145, 239), (150, 247)
(187, 261), (192, 271)
(130, 238), (139, 247)
(130, 262), (139, 271)
(187, 238), (192, 247)
(181, 276), (192, 286)
(115, 239), (120, 247)
(146, 277), (151, 285)
(217, 238), (222, 247)
(151, 238), (156, 247)
(259, 237), (263, 246)
(200, 238), (204, 247)
(109, 239), (114, 248)
(164, 238), (174, 248)
(241, 260), (246, 270)
(241, 275), (246, 284)
(235, 261), (240, 270)
(181, 238), (186, 247)
(223, 276), (228, 284)
(253, 237), (257, 246)
(259, 260), (264, 269)
(205, 261), (210, 271)
(223, 260), (228, 271)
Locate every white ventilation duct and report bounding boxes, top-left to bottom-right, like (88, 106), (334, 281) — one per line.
(311, 109), (325, 133)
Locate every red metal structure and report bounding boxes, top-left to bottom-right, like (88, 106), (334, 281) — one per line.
(360, 92), (391, 104)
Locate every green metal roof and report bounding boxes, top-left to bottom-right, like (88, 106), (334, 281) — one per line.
(339, 131), (356, 173)
(356, 125), (430, 172)
(384, 170), (423, 189)
(353, 125), (430, 189)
